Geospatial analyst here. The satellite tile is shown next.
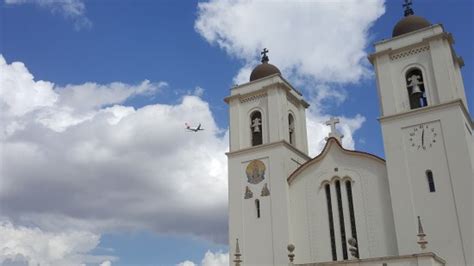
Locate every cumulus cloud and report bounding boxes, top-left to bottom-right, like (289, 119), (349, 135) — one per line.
(196, 0), (378, 152)
(0, 222), (115, 266)
(100, 260), (112, 266)
(304, 84), (365, 156)
(5, 0), (92, 30)
(0, 55), (229, 247)
(177, 251), (228, 266)
(306, 111), (366, 156)
(195, 0), (385, 85)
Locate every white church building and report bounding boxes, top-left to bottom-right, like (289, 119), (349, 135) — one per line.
(225, 2), (473, 265)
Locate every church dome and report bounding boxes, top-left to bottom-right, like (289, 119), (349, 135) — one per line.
(392, 15), (431, 37)
(249, 48), (281, 82)
(250, 62), (281, 82)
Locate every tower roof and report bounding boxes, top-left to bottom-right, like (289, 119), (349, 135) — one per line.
(249, 48), (281, 82)
(392, 0), (431, 37)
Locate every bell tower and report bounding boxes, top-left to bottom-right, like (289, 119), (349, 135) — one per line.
(225, 49), (310, 265)
(369, 1), (473, 265)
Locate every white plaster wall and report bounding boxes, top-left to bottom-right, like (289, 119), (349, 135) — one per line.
(380, 102), (473, 266)
(288, 140), (397, 264)
(227, 74), (311, 265)
(371, 25), (468, 117)
(226, 75), (308, 153)
(228, 143), (310, 265)
(296, 253), (445, 266)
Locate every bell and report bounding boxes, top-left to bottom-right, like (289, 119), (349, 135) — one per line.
(411, 84), (423, 95)
(253, 126), (260, 133)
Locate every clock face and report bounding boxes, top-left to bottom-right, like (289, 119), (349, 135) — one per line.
(407, 123), (438, 151)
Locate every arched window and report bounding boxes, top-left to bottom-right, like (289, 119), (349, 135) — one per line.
(345, 180), (359, 259)
(255, 199), (261, 218)
(426, 170), (435, 192)
(250, 111), (263, 146)
(288, 113), (295, 145)
(406, 68), (428, 109)
(335, 180), (348, 260)
(325, 184), (337, 261)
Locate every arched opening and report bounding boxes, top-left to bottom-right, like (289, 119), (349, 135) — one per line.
(250, 111), (263, 146)
(288, 113), (295, 145)
(325, 184), (337, 261)
(335, 180), (348, 260)
(426, 170), (435, 192)
(345, 180), (359, 259)
(406, 68), (428, 109)
(255, 199), (261, 218)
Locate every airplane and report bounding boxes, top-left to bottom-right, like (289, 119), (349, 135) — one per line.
(185, 123), (204, 132)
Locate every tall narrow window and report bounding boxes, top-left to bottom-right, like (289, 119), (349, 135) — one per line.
(426, 170), (435, 192)
(288, 113), (295, 145)
(325, 184), (337, 261)
(345, 180), (359, 259)
(335, 180), (348, 260)
(406, 68), (428, 109)
(255, 199), (261, 218)
(250, 111), (263, 146)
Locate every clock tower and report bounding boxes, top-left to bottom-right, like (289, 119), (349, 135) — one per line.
(369, 2), (473, 265)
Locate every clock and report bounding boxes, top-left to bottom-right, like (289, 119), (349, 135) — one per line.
(407, 123), (438, 151)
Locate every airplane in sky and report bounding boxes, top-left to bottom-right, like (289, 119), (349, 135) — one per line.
(185, 123), (204, 132)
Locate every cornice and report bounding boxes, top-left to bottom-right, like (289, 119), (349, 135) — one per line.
(368, 25), (451, 65)
(297, 252), (445, 265)
(226, 140), (310, 161)
(224, 77), (309, 108)
(379, 99), (473, 128)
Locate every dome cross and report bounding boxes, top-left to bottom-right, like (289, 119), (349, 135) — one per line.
(403, 0), (414, 17)
(261, 48), (269, 63)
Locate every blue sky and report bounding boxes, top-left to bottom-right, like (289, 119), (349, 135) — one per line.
(0, 0), (472, 265)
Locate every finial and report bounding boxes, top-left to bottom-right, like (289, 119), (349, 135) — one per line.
(233, 238), (242, 266)
(261, 48), (269, 63)
(403, 0), (414, 17)
(325, 117), (344, 143)
(287, 244), (295, 263)
(417, 216), (428, 250)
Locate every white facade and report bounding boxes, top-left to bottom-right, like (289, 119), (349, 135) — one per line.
(226, 13), (473, 266)
(226, 74), (311, 265)
(370, 24), (473, 266)
(288, 139), (397, 263)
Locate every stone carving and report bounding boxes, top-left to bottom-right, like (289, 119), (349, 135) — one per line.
(244, 186), (253, 199)
(246, 160), (265, 184)
(390, 46), (430, 61)
(261, 183), (270, 196)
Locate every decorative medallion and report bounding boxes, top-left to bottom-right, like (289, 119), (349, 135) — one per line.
(261, 183), (270, 197)
(244, 186), (253, 199)
(246, 160), (266, 184)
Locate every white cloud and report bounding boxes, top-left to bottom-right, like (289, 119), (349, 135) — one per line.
(5, 0), (92, 30)
(195, 0), (385, 85)
(196, 0), (378, 153)
(304, 84), (366, 156)
(0, 221), (115, 266)
(100, 260), (112, 266)
(57, 80), (166, 112)
(0, 55), (229, 245)
(177, 261), (197, 266)
(306, 111), (366, 157)
(177, 251), (228, 266)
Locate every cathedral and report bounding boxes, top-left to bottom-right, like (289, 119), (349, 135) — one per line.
(225, 2), (473, 266)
